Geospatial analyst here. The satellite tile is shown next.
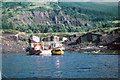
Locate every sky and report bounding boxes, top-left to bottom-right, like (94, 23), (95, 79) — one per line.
(59, 0), (119, 2)
(2, 0), (119, 2)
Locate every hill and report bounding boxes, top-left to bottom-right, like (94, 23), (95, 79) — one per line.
(2, 2), (119, 33)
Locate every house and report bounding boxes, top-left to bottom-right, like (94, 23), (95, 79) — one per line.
(53, 36), (59, 42)
(42, 36), (52, 42)
(76, 33), (102, 44)
(65, 34), (81, 45)
(68, 34), (81, 42)
(62, 37), (68, 42)
(42, 35), (59, 42)
(43, 35), (68, 42)
(59, 37), (68, 42)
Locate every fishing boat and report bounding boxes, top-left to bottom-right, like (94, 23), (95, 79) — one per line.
(52, 47), (64, 55)
(50, 42), (65, 55)
(26, 35), (65, 55)
(26, 42), (52, 55)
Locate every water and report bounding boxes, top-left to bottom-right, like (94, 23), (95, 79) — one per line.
(2, 52), (119, 78)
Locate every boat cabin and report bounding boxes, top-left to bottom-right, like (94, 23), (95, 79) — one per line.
(29, 35), (43, 50)
(50, 42), (63, 48)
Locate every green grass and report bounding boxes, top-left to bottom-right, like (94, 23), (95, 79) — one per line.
(88, 27), (120, 34)
(3, 29), (19, 34)
(59, 2), (118, 15)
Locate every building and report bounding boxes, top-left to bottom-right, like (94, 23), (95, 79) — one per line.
(42, 35), (59, 42)
(65, 34), (81, 45)
(43, 35), (68, 42)
(68, 34), (81, 42)
(76, 33), (102, 44)
(59, 37), (68, 42)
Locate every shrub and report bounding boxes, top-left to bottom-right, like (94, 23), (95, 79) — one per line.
(3, 29), (18, 34)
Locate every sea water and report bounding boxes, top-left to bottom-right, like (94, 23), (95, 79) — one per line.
(1, 52), (119, 78)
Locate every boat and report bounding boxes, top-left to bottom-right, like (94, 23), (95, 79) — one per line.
(52, 47), (64, 55)
(26, 35), (65, 55)
(40, 49), (52, 55)
(26, 43), (52, 55)
(50, 42), (65, 55)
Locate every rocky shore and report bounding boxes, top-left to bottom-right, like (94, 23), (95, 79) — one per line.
(1, 34), (28, 53)
(65, 44), (101, 52)
(64, 44), (120, 54)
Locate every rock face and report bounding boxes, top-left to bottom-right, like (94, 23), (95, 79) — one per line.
(12, 11), (90, 26)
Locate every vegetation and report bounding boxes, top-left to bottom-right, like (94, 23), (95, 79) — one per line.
(3, 29), (19, 34)
(2, 27), (119, 39)
(1, 2), (119, 33)
(88, 27), (120, 34)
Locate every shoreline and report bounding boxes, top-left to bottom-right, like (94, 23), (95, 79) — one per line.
(1, 33), (120, 54)
(64, 45), (120, 54)
(1, 49), (120, 54)
(65, 50), (120, 54)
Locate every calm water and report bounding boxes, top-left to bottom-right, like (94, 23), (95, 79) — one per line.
(2, 52), (119, 78)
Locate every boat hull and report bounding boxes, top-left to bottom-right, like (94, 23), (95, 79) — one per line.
(27, 47), (52, 55)
(51, 47), (64, 55)
(27, 47), (64, 55)
(40, 49), (52, 55)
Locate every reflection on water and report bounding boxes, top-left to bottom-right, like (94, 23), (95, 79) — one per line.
(2, 52), (119, 78)
(56, 57), (60, 69)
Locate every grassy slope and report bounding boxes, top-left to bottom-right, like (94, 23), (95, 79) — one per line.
(88, 27), (120, 34)
(59, 2), (118, 15)
(2, 2), (118, 19)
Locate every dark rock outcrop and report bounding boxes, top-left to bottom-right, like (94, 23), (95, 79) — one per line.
(12, 11), (90, 27)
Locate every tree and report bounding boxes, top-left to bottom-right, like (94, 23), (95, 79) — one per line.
(48, 28), (54, 33)
(26, 29), (33, 33)
(9, 22), (14, 29)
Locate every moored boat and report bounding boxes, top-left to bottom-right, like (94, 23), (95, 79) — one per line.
(26, 35), (65, 55)
(52, 47), (64, 55)
(50, 42), (65, 55)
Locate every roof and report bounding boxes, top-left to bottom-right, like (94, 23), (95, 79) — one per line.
(52, 42), (61, 44)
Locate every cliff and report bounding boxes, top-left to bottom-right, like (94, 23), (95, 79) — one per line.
(12, 10), (90, 27)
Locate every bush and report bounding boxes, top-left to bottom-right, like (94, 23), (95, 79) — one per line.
(3, 29), (18, 34)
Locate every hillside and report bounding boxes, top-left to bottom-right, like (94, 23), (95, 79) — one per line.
(2, 2), (119, 33)
(59, 2), (118, 15)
